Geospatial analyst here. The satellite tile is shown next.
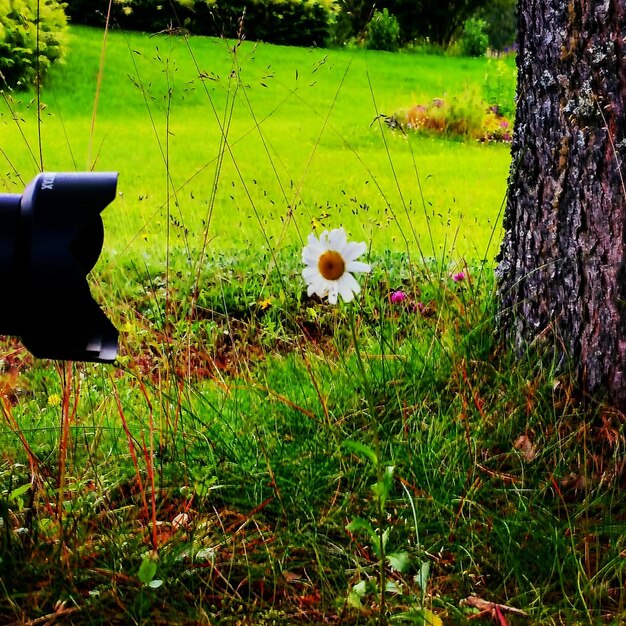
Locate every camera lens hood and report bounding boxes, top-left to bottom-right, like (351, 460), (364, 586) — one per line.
(0, 172), (119, 363)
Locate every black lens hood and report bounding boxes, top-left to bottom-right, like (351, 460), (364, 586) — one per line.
(0, 172), (119, 363)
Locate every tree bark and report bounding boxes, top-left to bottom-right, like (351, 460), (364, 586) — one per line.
(497, 0), (626, 406)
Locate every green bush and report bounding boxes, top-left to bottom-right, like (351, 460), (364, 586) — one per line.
(459, 17), (488, 56)
(66, 0), (331, 47)
(327, 0), (368, 46)
(199, 0), (331, 47)
(331, 0), (491, 48)
(66, 0), (186, 31)
(477, 0), (516, 52)
(372, 0), (490, 48)
(364, 8), (400, 51)
(0, 0), (68, 88)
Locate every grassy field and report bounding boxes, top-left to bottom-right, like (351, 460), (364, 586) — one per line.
(1, 25), (513, 262)
(1, 25), (625, 626)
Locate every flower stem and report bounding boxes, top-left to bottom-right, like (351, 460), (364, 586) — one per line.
(349, 307), (386, 623)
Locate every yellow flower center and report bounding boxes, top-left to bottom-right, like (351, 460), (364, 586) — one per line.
(318, 250), (345, 280)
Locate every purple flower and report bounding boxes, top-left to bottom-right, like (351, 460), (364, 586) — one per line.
(390, 290), (407, 304)
(451, 271), (465, 283)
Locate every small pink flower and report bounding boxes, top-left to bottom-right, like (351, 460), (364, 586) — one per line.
(390, 290), (407, 304)
(415, 301), (425, 313)
(451, 271), (465, 283)
(500, 120), (509, 128)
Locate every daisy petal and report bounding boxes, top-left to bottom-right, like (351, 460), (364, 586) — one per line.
(341, 286), (355, 302)
(302, 247), (321, 265)
(302, 266), (319, 281)
(346, 260), (371, 274)
(318, 230), (331, 248)
(308, 277), (327, 298)
(303, 236), (324, 257)
(307, 232), (321, 247)
(342, 240), (367, 262)
(338, 272), (361, 299)
(328, 228), (347, 250)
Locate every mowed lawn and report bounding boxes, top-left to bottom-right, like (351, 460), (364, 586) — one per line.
(1, 26), (514, 263)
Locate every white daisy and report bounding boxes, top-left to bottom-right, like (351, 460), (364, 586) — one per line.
(301, 228), (371, 304)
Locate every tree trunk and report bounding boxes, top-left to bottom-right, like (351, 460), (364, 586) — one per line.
(497, 0), (626, 406)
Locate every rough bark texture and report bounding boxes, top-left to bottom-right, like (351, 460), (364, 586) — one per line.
(497, 0), (626, 406)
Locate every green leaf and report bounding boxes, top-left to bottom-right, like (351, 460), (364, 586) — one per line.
(347, 590), (363, 609)
(9, 483), (30, 510)
(386, 550), (410, 573)
(414, 561), (430, 590)
(346, 516), (376, 539)
(346, 517), (382, 555)
(390, 608), (443, 625)
(138, 557), (157, 585)
(352, 579), (368, 597)
(371, 465), (395, 509)
(342, 440), (378, 465)
(381, 527), (391, 553)
(346, 579), (368, 609)
(10, 483), (30, 501)
(385, 579), (402, 594)
(419, 609), (443, 626)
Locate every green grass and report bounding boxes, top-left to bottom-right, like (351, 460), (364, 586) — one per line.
(1, 254), (625, 624)
(1, 25), (513, 262)
(2, 24), (625, 626)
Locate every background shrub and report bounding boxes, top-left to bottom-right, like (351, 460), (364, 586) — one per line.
(476, 0), (516, 52)
(327, 0), (369, 46)
(0, 0), (68, 88)
(459, 17), (488, 56)
(65, 0), (331, 47)
(197, 0), (330, 47)
(64, 0), (514, 52)
(364, 8), (400, 51)
(379, 0), (489, 47)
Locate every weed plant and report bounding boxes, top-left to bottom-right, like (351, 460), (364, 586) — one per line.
(0, 22), (625, 626)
